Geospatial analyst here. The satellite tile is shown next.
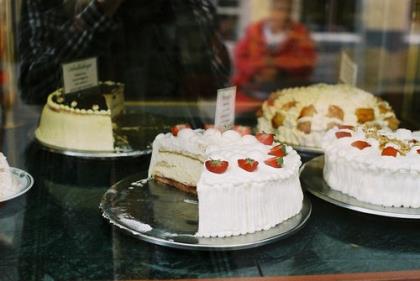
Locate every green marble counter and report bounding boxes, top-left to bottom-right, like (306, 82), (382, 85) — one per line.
(0, 105), (420, 281)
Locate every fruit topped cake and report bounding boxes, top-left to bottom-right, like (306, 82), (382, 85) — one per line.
(323, 125), (420, 208)
(257, 84), (399, 149)
(0, 153), (13, 199)
(35, 81), (124, 152)
(148, 127), (303, 237)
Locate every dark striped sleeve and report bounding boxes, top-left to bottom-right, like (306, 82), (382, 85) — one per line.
(19, 0), (117, 104)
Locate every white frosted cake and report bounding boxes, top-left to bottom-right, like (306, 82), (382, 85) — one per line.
(148, 128), (303, 237)
(0, 153), (13, 199)
(323, 125), (420, 208)
(35, 81), (124, 152)
(258, 84), (399, 149)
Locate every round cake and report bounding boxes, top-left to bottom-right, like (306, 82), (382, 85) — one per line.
(35, 82), (124, 152)
(148, 128), (303, 237)
(323, 125), (420, 208)
(0, 153), (13, 199)
(257, 84), (399, 149)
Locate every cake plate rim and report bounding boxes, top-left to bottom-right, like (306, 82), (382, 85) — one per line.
(301, 156), (420, 219)
(100, 176), (312, 251)
(35, 137), (151, 159)
(292, 144), (323, 155)
(0, 168), (34, 202)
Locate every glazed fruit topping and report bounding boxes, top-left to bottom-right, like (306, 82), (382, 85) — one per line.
(382, 147), (399, 157)
(417, 149), (420, 155)
(171, 124), (191, 136)
(269, 144), (287, 157)
(264, 157), (284, 168)
(335, 131), (352, 139)
(205, 160), (229, 174)
(298, 105), (317, 119)
(256, 133), (274, 145)
(237, 158), (259, 172)
(338, 125), (354, 130)
(351, 140), (371, 150)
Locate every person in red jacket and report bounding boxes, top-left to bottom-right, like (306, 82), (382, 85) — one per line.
(233, 0), (316, 101)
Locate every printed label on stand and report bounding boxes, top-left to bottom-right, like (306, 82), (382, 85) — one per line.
(214, 86), (236, 132)
(62, 57), (99, 94)
(339, 51), (358, 86)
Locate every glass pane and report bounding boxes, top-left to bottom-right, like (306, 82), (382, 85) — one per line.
(0, 1), (419, 280)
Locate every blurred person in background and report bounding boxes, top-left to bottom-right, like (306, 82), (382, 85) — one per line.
(233, 0), (316, 101)
(19, 0), (230, 105)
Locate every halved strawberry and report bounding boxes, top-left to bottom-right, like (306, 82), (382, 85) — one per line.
(237, 158), (259, 172)
(171, 124), (191, 136)
(335, 131), (352, 139)
(338, 125), (354, 130)
(351, 140), (371, 150)
(417, 149), (420, 155)
(264, 157), (284, 168)
(269, 144), (287, 157)
(234, 125), (251, 136)
(256, 133), (274, 145)
(205, 160), (229, 174)
(382, 147), (398, 157)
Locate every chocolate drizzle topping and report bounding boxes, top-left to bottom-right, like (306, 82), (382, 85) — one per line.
(52, 84), (117, 111)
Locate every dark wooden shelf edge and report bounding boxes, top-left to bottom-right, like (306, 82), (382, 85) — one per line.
(127, 270), (420, 281)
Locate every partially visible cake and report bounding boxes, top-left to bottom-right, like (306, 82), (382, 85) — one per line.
(148, 128), (303, 237)
(35, 81), (124, 151)
(323, 125), (420, 208)
(0, 153), (13, 199)
(257, 84), (399, 149)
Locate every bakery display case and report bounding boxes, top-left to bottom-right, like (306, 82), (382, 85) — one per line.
(1, 1), (420, 281)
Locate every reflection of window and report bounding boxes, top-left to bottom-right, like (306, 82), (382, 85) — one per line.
(300, 0), (357, 32)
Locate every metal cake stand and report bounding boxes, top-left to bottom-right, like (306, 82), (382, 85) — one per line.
(33, 112), (174, 159)
(35, 137), (150, 159)
(100, 173), (312, 251)
(301, 156), (420, 219)
(0, 168), (34, 202)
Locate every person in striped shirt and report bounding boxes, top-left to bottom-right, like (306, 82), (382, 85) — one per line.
(19, 0), (230, 104)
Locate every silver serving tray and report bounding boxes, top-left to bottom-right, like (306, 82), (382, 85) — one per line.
(0, 168), (34, 202)
(36, 138), (151, 159)
(100, 174), (312, 251)
(301, 156), (420, 219)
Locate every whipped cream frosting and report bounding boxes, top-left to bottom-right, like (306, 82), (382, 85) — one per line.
(149, 128), (301, 178)
(0, 153), (13, 199)
(323, 127), (420, 174)
(323, 126), (420, 208)
(258, 84), (398, 149)
(148, 128), (304, 237)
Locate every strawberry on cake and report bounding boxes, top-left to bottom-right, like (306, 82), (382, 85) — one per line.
(323, 125), (420, 208)
(148, 128), (303, 237)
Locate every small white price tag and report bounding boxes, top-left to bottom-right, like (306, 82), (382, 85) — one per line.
(214, 86), (236, 132)
(339, 51), (358, 86)
(62, 57), (99, 94)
